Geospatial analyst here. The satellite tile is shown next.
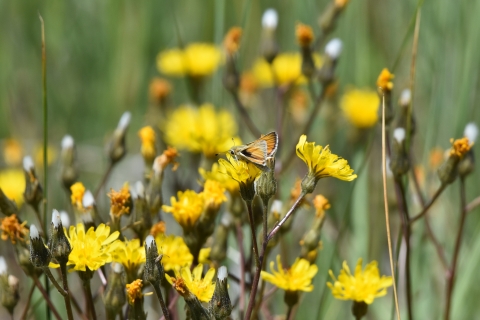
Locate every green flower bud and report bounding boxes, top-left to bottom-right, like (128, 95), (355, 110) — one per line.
(48, 210), (72, 265)
(29, 225), (51, 268)
(107, 112), (131, 164)
(23, 156), (43, 209)
(209, 266), (233, 319)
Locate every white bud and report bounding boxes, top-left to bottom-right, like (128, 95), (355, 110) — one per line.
(52, 209), (61, 227)
(217, 266), (228, 280)
(220, 212), (233, 227)
(82, 212), (93, 224)
(30, 225), (39, 239)
(400, 89), (411, 106)
(152, 156), (162, 175)
(464, 123), (478, 144)
(325, 38), (342, 59)
(112, 262), (123, 274)
(60, 211), (70, 228)
(262, 9), (278, 30)
(117, 112), (131, 131)
(8, 275), (19, 287)
(0, 256), (7, 275)
(82, 190), (95, 208)
(145, 235), (155, 248)
(135, 181), (145, 198)
(393, 128), (406, 143)
(61, 135), (74, 150)
(23, 156), (35, 172)
(270, 200), (283, 214)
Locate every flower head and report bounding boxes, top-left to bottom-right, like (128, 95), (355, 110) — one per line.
(203, 180), (227, 209)
(155, 234), (193, 271)
(166, 264), (216, 302)
(66, 223), (120, 271)
(149, 221), (166, 237)
(327, 258), (393, 304)
(224, 27), (242, 55)
(313, 195), (330, 218)
(0, 169), (25, 207)
(157, 43), (222, 77)
(218, 154), (262, 200)
(449, 137), (472, 158)
(108, 183), (131, 218)
(0, 214), (27, 244)
(341, 88), (380, 128)
(3, 139), (23, 166)
(149, 77), (171, 103)
(162, 190), (204, 230)
(138, 126), (156, 163)
(296, 23), (314, 47)
(154, 147), (179, 173)
(261, 255), (318, 292)
(164, 104), (241, 158)
(70, 182), (85, 210)
(376, 68), (394, 92)
(126, 279), (143, 305)
(111, 239), (146, 272)
(199, 163), (239, 194)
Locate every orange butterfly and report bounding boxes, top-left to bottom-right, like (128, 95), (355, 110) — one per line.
(227, 132), (278, 170)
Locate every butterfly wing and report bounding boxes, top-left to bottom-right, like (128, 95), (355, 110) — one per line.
(261, 132), (278, 157)
(238, 140), (268, 166)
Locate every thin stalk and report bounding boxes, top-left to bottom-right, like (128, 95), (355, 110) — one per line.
(444, 178), (467, 320)
(466, 195), (480, 213)
(151, 282), (171, 320)
(94, 162), (114, 200)
(20, 283), (36, 320)
(32, 275), (62, 320)
(230, 91), (261, 137)
(83, 277), (97, 320)
(286, 305), (294, 320)
(235, 222), (246, 319)
(245, 201), (260, 266)
(60, 263), (74, 320)
(43, 268), (67, 297)
(409, 184), (446, 224)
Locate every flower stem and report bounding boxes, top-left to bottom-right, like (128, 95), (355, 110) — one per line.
(245, 200), (260, 266)
(444, 178), (467, 320)
(230, 91), (261, 138)
(409, 184), (446, 224)
(82, 274), (97, 320)
(94, 162), (114, 200)
(235, 222), (246, 319)
(20, 283), (35, 320)
(152, 282), (171, 320)
(32, 274), (63, 320)
(43, 268), (68, 297)
(60, 263), (74, 320)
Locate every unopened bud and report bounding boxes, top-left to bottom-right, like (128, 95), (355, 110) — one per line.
(255, 158), (277, 205)
(0, 189), (18, 216)
(60, 135), (78, 190)
(318, 39), (342, 85)
(209, 266), (233, 319)
(389, 128), (410, 178)
(108, 112), (131, 164)
(144, 236), (163, 285)
(29, 225), (51, 268)
(0, 271), (19, 315)
(23, 156), (43, 209)
(105, 263), (126, 318)
(48, 210), (72, 265)
(261, 9), (279, 63)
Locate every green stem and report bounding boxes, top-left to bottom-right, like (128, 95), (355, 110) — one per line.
(32, 275), (62, 320)
(20, 283), (35, 320)
(60, 263), (74, 320)
(94, 162), (114, 200)
(409, 184), (447, 224)
(230, 91), (261, 137)
(235, 222), (246, 319)
(83, 274), (97, 320)
(43, 268), (67, 297)
(151, 282), (171, 320)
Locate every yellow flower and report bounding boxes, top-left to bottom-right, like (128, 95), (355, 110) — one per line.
(0, 169), (25, 207)
(376, 68), (394, 92)
(253, 52), (322, 87)
(111, 238), (146, 272)
(0, 214), (28, 244)
(296, 23), (314, 47)
(126, 279), (143, 305)
(166, 264), (216, 302)
(224, 27), (242, 54)
(341, 88), (380, 128)
(70, 182), (85, 209)
(149, 221), (166, 237)
(67, 223), (121, 272)
(164, 104), (241, 158)
(261, 255), (318, 292)
(162, 190), (204, 230)
(108, 183), (131, 217)
(296, 135), (357, 182)
(449, 137), (472, 158)
(3, 139), (23, 166)
(218, 154), (262, 200)
(149, 77), (171, 103)
(155, 234), (193, 271)
(313, 195), (330, 219)
(198, 247), (211, 265)
(138, 126), (156, 163)
(157, 43), (222, 77)
(199, 163), (239, 194)
(203, 180), (227, 209)
(327, 258), (393, 304)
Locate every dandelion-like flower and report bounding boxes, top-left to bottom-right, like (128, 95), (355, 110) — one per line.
(111, 239), (146, 272)
(166, 264), (216, 302)
(261, 255), (318, 292)
(203, 180), (227, 209)
(376, 68), (394, 92)
(218, 154), (262, 201)
(0, 169), (25, 207)
(449, 137), (472, 158)
(162, 190), (204, 230)
(66, 223), (120, 272)
(126, 279), (143, 305)
(0, 214), (27, 244)
(138, 126), (156, 163)
(108, 183), (131, 218)
(157, 43), (222, 77)
(341, 88), (380, 128)
(327, 258), (393, 304)
(154, 234), (193, 271)
(70, 182), (85, 210)
(199, 163), (239, 194)
(164, 104), (241, 158)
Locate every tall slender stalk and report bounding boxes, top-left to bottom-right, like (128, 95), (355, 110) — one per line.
(60, 264), (74, 320)
(32, 275), (62, 320)
(409, 184), (446, 224)
(151, 282), (171, 320)
(235, 223), (246, 319)
(245, 201), (260, 266)
(20, 283), (36, 320)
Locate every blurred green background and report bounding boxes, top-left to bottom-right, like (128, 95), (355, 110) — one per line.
(1, 0), (480, 319)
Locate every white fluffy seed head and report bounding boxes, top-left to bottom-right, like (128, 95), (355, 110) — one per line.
(262, 9), (278, 29)
(60, 211), (70, 228)
(30, 225), (39, 239)
(393, 128), (406, 143)
(135, 181), (145, 198)
(400, 89), (411, 106)
(61, 135), (74, 150)
(270, 200), (283, 214)
(82, 190), (95, 208)
(325, 38), (343, 59)
(464, 123), (478, 143)
(117, 112), (132, 131)
(0, 256), (7, 275)
(145, 235), (155, 248)
(52, 209), (61, 227)
(217, 266), (228, 280)
(23, 156), (35, 172)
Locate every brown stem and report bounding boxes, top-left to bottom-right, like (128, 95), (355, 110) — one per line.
(268, 193), (305, 241)
(235, 222), (246, 319)
(230, 91), (261, 137)
(152, 282), (171, 320)
(32, 275), (63, 320)
(245, 201), (260, 266)
(466, 195), (480, 213)
(20, 283), (36, 320)
(59, 263), (74, 320)
(286, 305), (294, 320)
(444, 178), (468, 320)
(94, 162), (114, 200)
(83, 276), (97, 320)
(409, 184), (446, 224)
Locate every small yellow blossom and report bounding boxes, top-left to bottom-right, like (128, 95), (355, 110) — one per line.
(162, 190), (204, 230)
(253, 53), (322, 87)
(150, 221), (166, 237)
(157, 43), (222, 77)
(327, 258), (393, 304)
(0, 169), (25, 206)
(296, 23), (314, 47)
(0, 214), (28, 244)
(166, 264), (216, 302)
(111, 239), (146, 272)
(218, 154), (262, 187)
(224, 27), (242, 54)
(164, 104), (241, 158)
(67, 223), (121, 272)
(198, 247), (211, 265)
(149, 77), (171, 103)
(34, 145), (58, 168)
(296, 135), (357, 181)
(138, 126), (156, 163)
(376, 68), (394, 92)
(199, 163), (239, 194)
(70, 182), (85, 209)
(108, 183), (131, 217)
(154, 234), (193, 271)
(313, 195), (330, 218)
(155, 147), (179, 172)
(126, 279), (143, 305)
(449, 137), (472, 158)
(341, 88), (380, 128)
(203, 180), (227, 209)
(261, 255), (318, 292)
(3, 139), (23, 166)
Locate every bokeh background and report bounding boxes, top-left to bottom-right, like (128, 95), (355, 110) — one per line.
(1, 0), (480, 319)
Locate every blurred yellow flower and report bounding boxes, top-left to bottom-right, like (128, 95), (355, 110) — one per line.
(111, 238), (146, 272)
(199, 163), (239, 194)
(376, 68), (394, 92)
(149, 221), (166, 237)
(0, 214), (27, 244)
(313, 194), (330, 218)
(261, 255), (318, 292)
(0, 169), (25, 207)
(162, 190), (204, 230)
(341, 88), (380, 128)
(296, 135), (357, 182)
(126, 279), (143, 305)
(166, 264), (216, 302)
(296, 23), (314, 47)
(224, 27), (242, 54)
(70, 182), (85, 210)
(35, 145), (58, 168)
(203, 180), (227, 209)
(198, 247), (211, 265)
(157, 43), (222, 77)
(450, 137), (472, 158)
(149, 77), (171, 103)
(253, 52), (322, 87)
(138, 126), (156, 163)
(108, 183), (131, 217)
(3, 139), (23, 166)
(155, 234), (193, 271)
(67, 223), (121, 272)
(327, 258), (393, 304)
(164, 104), (241, 158)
